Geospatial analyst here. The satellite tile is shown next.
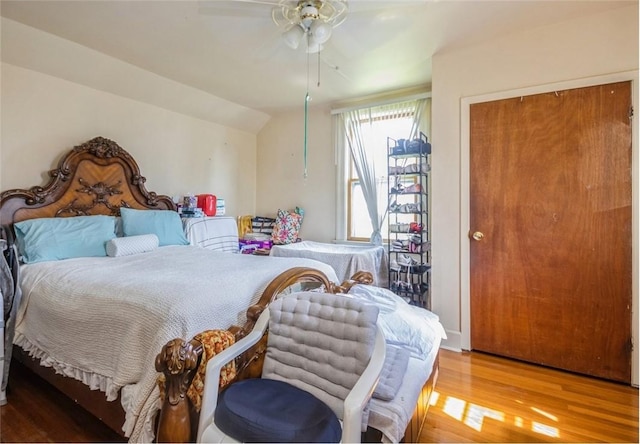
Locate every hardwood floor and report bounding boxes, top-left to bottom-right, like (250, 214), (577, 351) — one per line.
(1, 350), (637, 443)
(419, 350), (639, 443)
(1, 360), (125, 443)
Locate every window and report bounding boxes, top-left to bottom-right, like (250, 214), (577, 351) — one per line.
(334, 96), (431, 243)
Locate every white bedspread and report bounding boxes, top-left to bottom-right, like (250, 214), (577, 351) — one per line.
(15, 246), (338, 442)
(270, 241), (388, 286)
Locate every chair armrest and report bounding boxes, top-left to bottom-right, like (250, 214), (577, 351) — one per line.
(342, 327), (386, 443)
(197, 308), (271, 442)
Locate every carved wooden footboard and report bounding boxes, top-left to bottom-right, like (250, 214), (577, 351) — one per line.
(154, 267), (372, 442)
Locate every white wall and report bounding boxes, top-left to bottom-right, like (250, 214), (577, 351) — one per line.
(430, 4), (639, 355)
(1, 19), (265, 218)
(256, 107), (336, 242)
(1, 63), (258, 218)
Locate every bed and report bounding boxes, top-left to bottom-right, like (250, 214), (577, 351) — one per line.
(1, 136), (442, 443)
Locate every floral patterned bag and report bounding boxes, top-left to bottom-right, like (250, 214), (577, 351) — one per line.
(271, 207), (304, 244)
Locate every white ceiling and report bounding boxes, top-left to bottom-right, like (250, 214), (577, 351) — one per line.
(0, 0), (634, 114)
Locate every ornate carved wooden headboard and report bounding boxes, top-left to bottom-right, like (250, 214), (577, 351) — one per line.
(0, 137), (175, 227)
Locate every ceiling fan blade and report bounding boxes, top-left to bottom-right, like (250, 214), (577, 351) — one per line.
(203, 0), (279, 7)
(222, 0), (280, 5)
(197, 0), (279, 17)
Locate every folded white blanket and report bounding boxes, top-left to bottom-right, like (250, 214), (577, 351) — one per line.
(374, 344), (410, 401)
(347, 284), (447, 358)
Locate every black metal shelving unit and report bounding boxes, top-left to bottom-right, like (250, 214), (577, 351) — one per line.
(387, 132), (431, 309)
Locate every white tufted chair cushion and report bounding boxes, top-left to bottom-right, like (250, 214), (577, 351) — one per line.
(262, 291), (380, 422)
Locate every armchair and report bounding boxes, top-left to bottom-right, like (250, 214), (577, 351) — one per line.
(196, 291), (386, 443)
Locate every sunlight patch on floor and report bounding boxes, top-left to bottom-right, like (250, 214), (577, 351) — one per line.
(531, 406), (558, 422)
(464, 403), (505, 431)
(442, 395), (466, 421)
(430, 391), (560, 438)
(532, 421), (560, 437)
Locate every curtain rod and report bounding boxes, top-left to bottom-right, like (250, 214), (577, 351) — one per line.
(330, 91), (431, 115)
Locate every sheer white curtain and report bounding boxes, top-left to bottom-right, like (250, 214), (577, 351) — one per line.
(340, 109), (382, 244)
(339, 98), (428, 245)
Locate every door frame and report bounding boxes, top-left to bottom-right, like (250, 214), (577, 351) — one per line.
(460, 71), (639, 386)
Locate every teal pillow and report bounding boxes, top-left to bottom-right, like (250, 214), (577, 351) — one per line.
(15, 215), (116, 264)
(120, 208), (188, 247)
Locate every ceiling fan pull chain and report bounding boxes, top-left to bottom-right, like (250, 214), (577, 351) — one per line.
(304, 34), (310, 179)
(317, 50), (321, 87)
(304, 92), (309, 179)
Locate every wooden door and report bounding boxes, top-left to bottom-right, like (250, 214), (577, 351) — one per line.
(469, 81), (632, 383)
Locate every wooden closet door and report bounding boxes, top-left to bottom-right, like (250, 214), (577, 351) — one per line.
(469, 81), (632, 382)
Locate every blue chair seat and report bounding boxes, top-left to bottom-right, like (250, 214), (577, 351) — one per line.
(214, 378), (341, 443)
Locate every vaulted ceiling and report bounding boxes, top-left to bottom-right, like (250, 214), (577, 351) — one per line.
(1, 1), (634, 114)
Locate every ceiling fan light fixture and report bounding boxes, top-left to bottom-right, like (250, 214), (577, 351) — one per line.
(282, 24), (305, 49)
(309, 20), (332, 44)
(273, 0), (348, 52)
(299, 3), (319, 28)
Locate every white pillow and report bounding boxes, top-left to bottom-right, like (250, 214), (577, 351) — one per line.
(106, 234), (159, 257)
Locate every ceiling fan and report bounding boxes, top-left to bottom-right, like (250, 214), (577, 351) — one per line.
(199, 0), (349, 54)
(197, 0), (422, 85)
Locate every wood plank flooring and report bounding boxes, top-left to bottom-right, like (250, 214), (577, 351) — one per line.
(1, 360), (126, 443)
(1, 350), (637, 443)
(419, 350), (639, 443)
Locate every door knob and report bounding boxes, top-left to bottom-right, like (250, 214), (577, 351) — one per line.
(472, 231), (484, 241)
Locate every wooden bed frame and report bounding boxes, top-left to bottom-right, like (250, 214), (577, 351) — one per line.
(1, 136), (438, 442)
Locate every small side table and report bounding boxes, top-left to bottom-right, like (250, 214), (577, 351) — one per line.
(270, 241), (388, 287)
